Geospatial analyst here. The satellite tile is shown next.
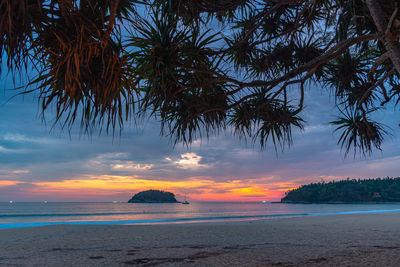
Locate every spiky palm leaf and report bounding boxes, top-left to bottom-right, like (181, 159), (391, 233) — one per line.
(331, 107), (388, 157)
(127, 10), (226, 143)
(30, 0), (137, 131)
(0, 0), (42, 73)
(1, 0), (399, 156)
(229, 94), (304, 150)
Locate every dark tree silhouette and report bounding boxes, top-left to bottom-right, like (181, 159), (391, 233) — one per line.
(128, 189), (179, 203)
(282, 177), (400, 203)
(1, 0), (400, 155)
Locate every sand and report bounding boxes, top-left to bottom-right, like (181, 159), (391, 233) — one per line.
(1, 212), (400, 266)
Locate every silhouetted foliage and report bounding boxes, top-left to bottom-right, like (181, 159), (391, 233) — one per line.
(2, 0), (400, 155)
(128, 189), (179, 203)
(282, 177), (400, 203)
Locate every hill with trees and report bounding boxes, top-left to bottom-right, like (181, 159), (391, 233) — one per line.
(128, 190), (179, 203)
(281, 178), (400, 203)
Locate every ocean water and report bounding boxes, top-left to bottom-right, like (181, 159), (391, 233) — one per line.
(1, 202), (400, 229)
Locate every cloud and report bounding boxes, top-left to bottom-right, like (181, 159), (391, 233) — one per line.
(11, 170), (30, 174)
(112, 162), (154, 171)
(0, 78), (400, 201)
(2, 133), (59, 145)
(86, 153), (155, 173)
(0, 175), (294, 201)
(97, 152), (130, 159)
(0, 145), (22, 153)
(174, 153), (211, 170)
(0, 180), (23, 187)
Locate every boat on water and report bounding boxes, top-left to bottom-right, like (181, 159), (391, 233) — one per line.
(181, 196), (189, 204)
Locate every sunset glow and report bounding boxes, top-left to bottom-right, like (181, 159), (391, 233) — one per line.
(6, 175), (297, 201)
(0, 181), (22, 187)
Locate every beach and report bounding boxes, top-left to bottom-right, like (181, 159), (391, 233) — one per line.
(1, 212), (400, 266)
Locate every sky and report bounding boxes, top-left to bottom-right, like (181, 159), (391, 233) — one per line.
(0, 70), (400, 202)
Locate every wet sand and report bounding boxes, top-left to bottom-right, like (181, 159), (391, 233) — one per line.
(1, 212), (400, 266)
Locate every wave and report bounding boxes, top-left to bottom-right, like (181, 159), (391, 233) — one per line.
(0, 211), (173, 218)
(1, 208), (400, 229)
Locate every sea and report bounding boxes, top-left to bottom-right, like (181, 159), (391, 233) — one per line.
(1, 202), (400, 229)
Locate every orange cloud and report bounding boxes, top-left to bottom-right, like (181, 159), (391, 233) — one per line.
(31, 175), (299, 201)
(0, 180), (22, 187)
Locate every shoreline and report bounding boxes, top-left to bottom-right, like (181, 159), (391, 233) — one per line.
(1, 212), (400, 266)
(276, 201), (400, 204)
(3, 206), (400, 230)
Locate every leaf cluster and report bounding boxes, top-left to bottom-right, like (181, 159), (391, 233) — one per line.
(2, 0), (400, 155)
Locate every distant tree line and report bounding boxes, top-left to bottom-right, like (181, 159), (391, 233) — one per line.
(281, 177), (400, 203)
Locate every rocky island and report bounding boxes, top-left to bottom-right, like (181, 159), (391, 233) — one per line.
(128, 190), (179, 203)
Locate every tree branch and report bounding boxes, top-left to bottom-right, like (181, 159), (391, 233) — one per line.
(366, 0), (400, 75)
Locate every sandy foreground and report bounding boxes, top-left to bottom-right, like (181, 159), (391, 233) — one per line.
(1, 213), (400, 266)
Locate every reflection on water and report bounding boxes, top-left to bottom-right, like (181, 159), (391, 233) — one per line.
(1, 202), (400, 228)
